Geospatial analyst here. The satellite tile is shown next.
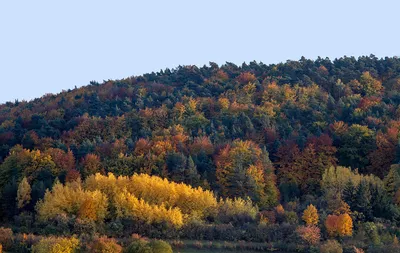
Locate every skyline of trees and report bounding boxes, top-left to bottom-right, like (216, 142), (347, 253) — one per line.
(1, 55), (400, 251)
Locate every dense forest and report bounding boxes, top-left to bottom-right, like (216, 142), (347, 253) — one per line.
(1, 55), (400, 252)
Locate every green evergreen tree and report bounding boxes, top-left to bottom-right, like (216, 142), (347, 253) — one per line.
(166, 152), (186, 183)
(0, 179), (17, 220)
(355, 179), (372, 220)
(343, 179), (357, 208)
(370, 182), (391, 220)
(261, 147), (279, 207)
(185, 156), (201, 186)
(384, 165), (400, 198)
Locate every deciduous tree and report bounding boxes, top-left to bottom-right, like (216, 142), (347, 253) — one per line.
(302, 204), (319, 226)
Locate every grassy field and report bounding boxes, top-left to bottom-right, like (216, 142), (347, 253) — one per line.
(169, 240), (289, 253)
(176, 249), (262, 253)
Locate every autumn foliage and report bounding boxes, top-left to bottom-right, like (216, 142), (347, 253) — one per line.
(32, 236), (80, 253)
(296, 225), (321, 245)
(302, 204), (319, 226)
(325, 213), (353, 237)
(36, 181), (108, 222)
(87, 237), (122, 253)
(215, 140), (278, 208)
(86, 173), (217, 219)
(1, 56), (400, 251)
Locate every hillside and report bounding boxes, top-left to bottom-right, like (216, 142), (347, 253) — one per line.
(2, 55), (400, 252)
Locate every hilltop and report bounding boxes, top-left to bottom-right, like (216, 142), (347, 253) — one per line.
(1, 55), (400, 252)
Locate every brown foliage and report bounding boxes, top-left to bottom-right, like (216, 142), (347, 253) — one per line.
(0, 228), (13, 251)
(65, 169), (81, 183)
(277, 136), (336, 192)
(87, 236), (122, 253)
(237, 72), (257, 84)
(325, 213), (353, 237)
(45, 148), (75, 172)
(81, 154), (103, 177)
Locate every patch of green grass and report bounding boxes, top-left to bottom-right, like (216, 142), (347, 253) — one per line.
(176, 249), (261, 253)
(169, 240), (281, 253)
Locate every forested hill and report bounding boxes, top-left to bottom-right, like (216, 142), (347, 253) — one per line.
(2, 55), (400, 219)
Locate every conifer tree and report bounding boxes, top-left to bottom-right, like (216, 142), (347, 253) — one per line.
(354, 179), (372, 220)
(185, 156), (200, 186)
(343, 179), (357, 209)
(384, 166), (400, 198)
(17, 177), (31, 209)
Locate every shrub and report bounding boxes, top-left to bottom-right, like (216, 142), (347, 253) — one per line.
(353, 246), (365, 253)
(237, 240), (247, 250)
(170, 240), (184, 249)
(205, 241), (213, 248)
(131, 234), (146, 241)
(218, 197), (258, 224)
(0, 227), (13, 250)
(296, 225), (321, 245)
(244, 223), (297, 243)
(31, 236), (80, 253)
(367, 245), (400, 253)
(124, 239), (152, 253)
(223, 241), (236, 250)
(14, 233), (38, 252)
(320, 240), (343, 253)
(118, 218), (179, 239)
(148, 240), (172, 253)
(87, 236), (122, 253)
(193, 241), (203, 249)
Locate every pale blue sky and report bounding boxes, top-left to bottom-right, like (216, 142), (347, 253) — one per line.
(0, 0), (399, 103)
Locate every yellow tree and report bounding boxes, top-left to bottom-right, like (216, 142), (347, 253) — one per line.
(36, 181), (108, 222)
(302, 204), (319, 226)
(187, 98), (198, 113)
(31, 237), (80, 253)
(360, 71), (383, 96)
(215, 139), (278, 208)
(78, 197), (98, 221)
(17, 177), (31, 209)
(337, 213), (353, 237)
(85, 172), (217, 220)
(114, 190), (184, 228)
(325, 213), (353, 237)
(218, 97), (230, 111)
